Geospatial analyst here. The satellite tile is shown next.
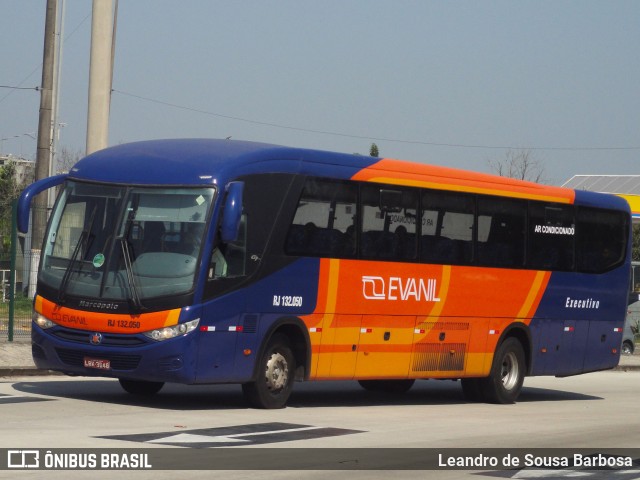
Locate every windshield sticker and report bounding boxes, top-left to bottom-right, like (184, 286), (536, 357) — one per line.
(196, 195), (205, 206)
(92, 253), (105, 268)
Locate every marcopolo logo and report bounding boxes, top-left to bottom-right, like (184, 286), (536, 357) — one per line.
(362, 276), (441, 302)
(7, 450), (39, 469)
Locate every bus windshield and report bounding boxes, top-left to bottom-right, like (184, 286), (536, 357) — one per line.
(40, 181), (214, 306)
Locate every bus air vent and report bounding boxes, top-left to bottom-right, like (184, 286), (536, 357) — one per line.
(412, 343), (466, 372)
(242, 315), (258, 334)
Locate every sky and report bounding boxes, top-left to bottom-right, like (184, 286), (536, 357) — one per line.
(1, 0), (639, 186)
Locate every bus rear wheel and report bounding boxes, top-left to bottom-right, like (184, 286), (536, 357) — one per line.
(478, 337), (525, 404)
(242, 334), (295, 409)
(118, 378), (164, 396)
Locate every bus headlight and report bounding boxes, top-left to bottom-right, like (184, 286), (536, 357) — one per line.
(143, 318), (200, 342)
(33, 313), (56, 329)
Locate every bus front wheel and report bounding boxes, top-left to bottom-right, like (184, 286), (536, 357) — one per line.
(118, 378), (164, 396)
(242, 334), (295, 409)
(478, 337), (525, 404)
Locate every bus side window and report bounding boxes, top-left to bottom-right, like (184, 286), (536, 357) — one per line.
(576, 207), (627, 273)
(211, 214), (247, 278)
(285, 178), (357, 258)
(476, 196), (526, 268)
(210, 247), (228, 278)
(421, 190), (474, 265)
(360, 184), (418, 260)
(528, 202), (575, 271)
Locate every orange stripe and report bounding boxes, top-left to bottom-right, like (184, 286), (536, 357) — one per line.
(353, 159), (575, 204)
(35, 296), (181, 334)
(357, 344), (414, 353)
(314, 344), (359, 354)
(517, 270), (551, 321)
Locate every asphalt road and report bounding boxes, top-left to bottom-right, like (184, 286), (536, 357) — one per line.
(1, 370), (639, 480)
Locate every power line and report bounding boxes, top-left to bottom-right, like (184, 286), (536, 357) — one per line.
(0, 85), (39, 90)
(0, 11), (90, 105)
(112, 89), (640, 152)
(0, 66), (43, 104)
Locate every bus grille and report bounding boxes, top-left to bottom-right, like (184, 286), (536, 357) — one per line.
(243, 315), (258, 333)
(55, 348), (141, 370)
(32, 344), (46, 360)
(412, 343), (466, 372)
(52, 329), (146, 346)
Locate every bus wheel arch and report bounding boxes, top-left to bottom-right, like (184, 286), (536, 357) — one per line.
(242, 317), (310, 409)
(480, 334), (527, 404)
(260, 318), (311, 381)
(498, 324), (532, 375)
(462, 326), (530, 404)
(242, 333), (296, 409)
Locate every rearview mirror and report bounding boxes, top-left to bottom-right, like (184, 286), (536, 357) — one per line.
(17, 174), (67, 233)
(221, 181), (244, 243)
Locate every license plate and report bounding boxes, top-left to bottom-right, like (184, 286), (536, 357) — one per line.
(83, 357), (111, 370)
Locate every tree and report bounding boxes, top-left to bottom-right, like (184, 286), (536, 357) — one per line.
(56, 146), (83, 174)
(0, 162), (27, 253)
(487, 149), (546, 183)
(369, 143), (379, 157)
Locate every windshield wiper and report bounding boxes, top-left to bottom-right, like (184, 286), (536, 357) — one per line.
(120, 238), (145, 312)
(58, 205), (97, 304)
(119, 198), (146, 312)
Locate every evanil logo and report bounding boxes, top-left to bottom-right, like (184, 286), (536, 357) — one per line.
(362, 276), (441, 302)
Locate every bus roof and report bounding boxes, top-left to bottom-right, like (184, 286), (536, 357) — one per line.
(70, 139), (373, 186)
(66, 138), (625, 209)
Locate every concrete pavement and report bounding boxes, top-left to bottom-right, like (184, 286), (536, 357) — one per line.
(0, 339), (45, 376)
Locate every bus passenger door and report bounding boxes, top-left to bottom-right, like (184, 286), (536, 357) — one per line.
(355, 315), (415, 379)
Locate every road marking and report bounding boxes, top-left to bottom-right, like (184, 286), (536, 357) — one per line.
(98, 422), (363, 448)
(148, 433), (249, 444)
(148, 425), (325, 445)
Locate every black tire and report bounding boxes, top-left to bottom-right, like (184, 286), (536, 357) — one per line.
(242, 334), (295, 409)
(118, 378), (164, 396)
(478, 337), (525, 404)
(461, 378), (485, 402)
(358, 379), (415, 394)
(622, 340), (635, 355)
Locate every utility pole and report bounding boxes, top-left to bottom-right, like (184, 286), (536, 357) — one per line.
(86, 0), (114, 155)
(49, 0), (65, 207)
(31, 0), (58, 297)
(51, 0), (66, 176)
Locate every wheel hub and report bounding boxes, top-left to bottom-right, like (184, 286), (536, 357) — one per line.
(264, 352), (289, 392)
(500, 351), (519, 391)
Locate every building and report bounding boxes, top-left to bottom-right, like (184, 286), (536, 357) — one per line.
(0, 154), (35, 186)
(562, 175), (640, 222)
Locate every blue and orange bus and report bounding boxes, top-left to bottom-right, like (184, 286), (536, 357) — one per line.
(18, 139), (632, 408)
